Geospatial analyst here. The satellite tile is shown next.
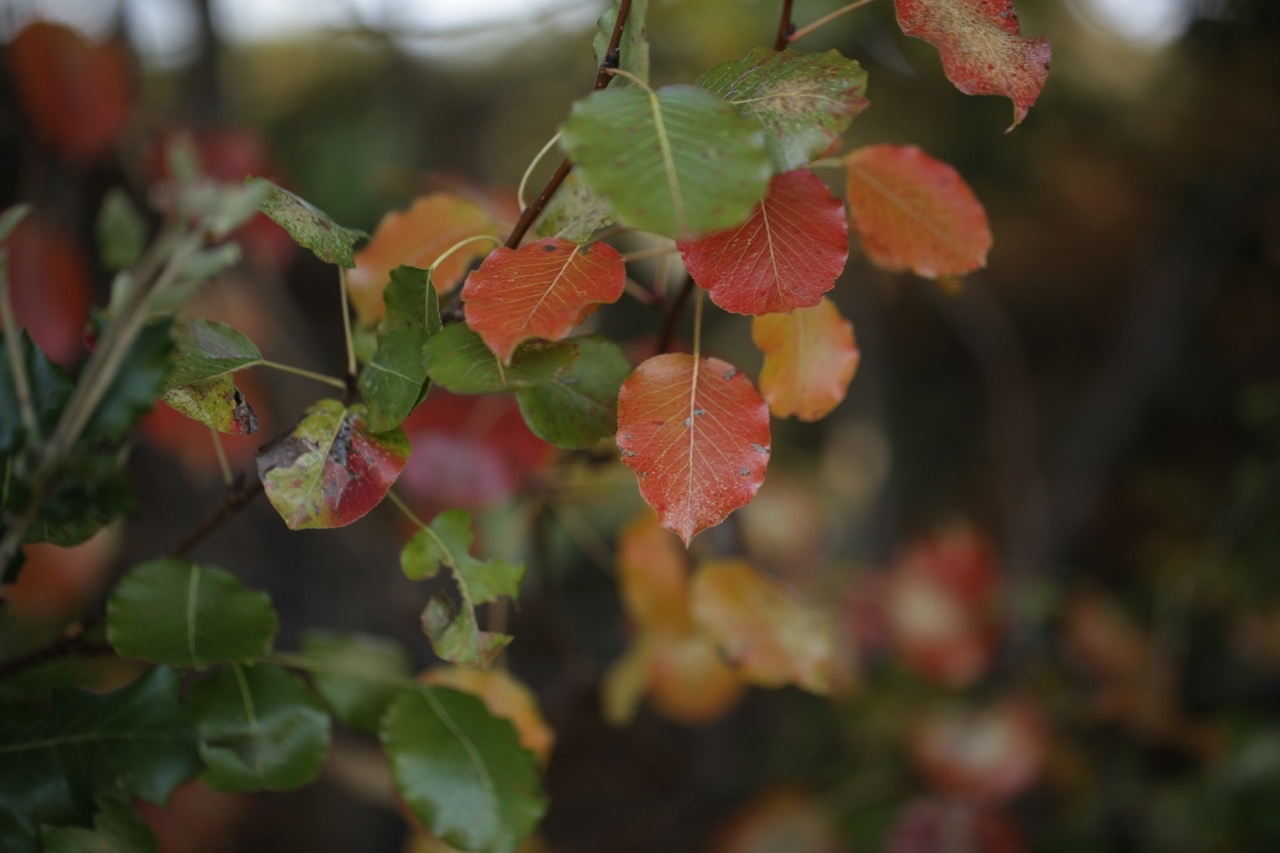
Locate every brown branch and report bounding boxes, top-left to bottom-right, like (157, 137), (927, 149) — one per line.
(169, 476), (265, 559)
(774, 0), (795, 51)
(656, 274), (695, 356)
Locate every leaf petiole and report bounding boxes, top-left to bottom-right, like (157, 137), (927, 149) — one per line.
(258, 360), (348, 391)
(517, 131), (563, 212)
(788, 0), (878, 44)
(0, 253), (37, 439)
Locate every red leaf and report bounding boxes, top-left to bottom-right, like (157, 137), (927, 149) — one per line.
(843, 145), (991, 278)
(752, 297), (859, 421)
(4, 219), (92, 367)
(887, 799), (1026, 853)
(678, 170), (848, 316)
(617, 354), (770, 545)
(911, 699), (1046, 804)
(462, 238), (625, 363)
(895, 0), (1051, 130)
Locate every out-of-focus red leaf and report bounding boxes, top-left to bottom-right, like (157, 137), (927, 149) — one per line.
(678, 170), (847, 316)
(894, 0), (1051, 130)
(3, 218), (92, 367)
(887, 799), (1026, 853)
(348, 194), (501, 327)
(6, 22), (132, 162)
(617, 354), (771, 545)
(137, 780), (246, 853)
(843, 144), (991, 278)
(752, 297), (859, 421)
(708, 789), (846, 853)
(463, 238), (625, 363)
(4, 526), (121, 623)
(911, 700), (1046, 803)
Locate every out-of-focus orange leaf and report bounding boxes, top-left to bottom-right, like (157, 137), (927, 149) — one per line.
(894, 0), (1051, 130)
(422, 667), (555, 765)
(617, 354), (771, 545)
(463, 238), (625, 363)
(708, 789), (846, 853)
(617, 513), (693, 635)
(752, 297), (859, 422)
(3, 218), (92, 367)
(4, 526), (122, 623)
(645, 632), (745, 726)
(691, 560), (833, 694)
(910, 699), (1046, 803)
(6, 22), (132, 162)
(887, 798), (1026, 853)
(348, 194), (501, 326)
(843, 144), (991, 279)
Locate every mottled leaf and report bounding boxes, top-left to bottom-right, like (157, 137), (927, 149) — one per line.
(561, 85), (771, 239)
(300, 631), (412, 734)
(422, 324), (578, 395)
(359, 266), (441, 433)
(843, 144), (991, 278)
(534, 171), (614, 243)
(257, 399), (409, 530)
(161, 376), (259, 435)
(678, 169), (847, 315)
(248, 176), (366, 268)
(594, 0), (649, 85)
(752, 297), (859, 421)
(617, 354), (770, 544)
(698, 47), (869, 172)
(515, 334), (629, 449)
(164, 319), (262, 388)
(95, 188), (146, 271)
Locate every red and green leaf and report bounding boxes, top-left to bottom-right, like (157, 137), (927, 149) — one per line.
(616, 354), (770, 545)
(678, 169), (847, 316)
(257, 400), (408, 530)
(463, 239), (625, 363)
(895, 0), (1051, 130)
(843, 144), (991, 278)
(752, 297), (859, 421)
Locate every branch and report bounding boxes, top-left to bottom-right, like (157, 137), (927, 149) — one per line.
(656, 274), (696, 356)
(169, 476), (265, 558)
(774, 0), (795, 51)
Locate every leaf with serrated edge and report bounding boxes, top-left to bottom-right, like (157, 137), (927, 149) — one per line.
(422, 324), (579, 395)
(691, 559), (834, 694)
(248, 176), (366, 268)
(107, 558), (278, 668)
(256, 399), (409, 530)
(515, 335), (629, 449)
(617, 354), (771, 545)
(300, 631), (412, 734)
(752, 297), (859, 421)
(165, 319), (262, 388)
(678, 169), (848, 316)
(162, 375), (259, 435)
(360, 266), (441, 433)
(698, 48), (869, 172)
(381, 686), (548, 853)
(843, 144), (991, 278)
(895, 0), (1051, 130)
(561, 85), (771, 240)
(464, 239), (625, 364)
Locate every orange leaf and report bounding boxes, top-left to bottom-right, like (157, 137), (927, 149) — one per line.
(691, 560), (833, 694)
(617, 513), (693, 635)
(895, 0), (1051, 130)
(462, 238), (625, 363)
(617, 354), (771, 545)
(678, 170), (848, 316)
(752, 297), (859, 421)
(843, 144), (991, 278)
(422, 667), (555, 765)
(708, 789), (843, 853)
(644, 633), (746, 726)
(347, 194), (500, 326)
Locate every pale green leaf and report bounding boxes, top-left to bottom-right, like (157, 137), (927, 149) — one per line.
(248, 176), (367, 268)
(95, 188), (147, 272)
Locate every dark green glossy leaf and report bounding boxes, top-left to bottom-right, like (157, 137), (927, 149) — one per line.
(359, 266), (441, 433)
(381, 686), (547, 853)
(516, 335), (629, 449)
(299, 631), (412, 733)
(41, 789), (157, 853)
(0, 330), (72, 454)
(422, 324), (578, 395)
(561, 84), (771, 239)
(84, 320), (173, 443)
(248, 176), (367, 268)
(107, 559), (278, 668)
(95, 188), (147, 272)
(185, 664), (330, 793)
(165, 319), (262, 387)
(593, 0), (649, 85)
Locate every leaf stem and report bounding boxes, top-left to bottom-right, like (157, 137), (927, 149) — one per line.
(656, 275), (696, 356)
(605, 67), (652, 93)
(621, 244), (679, 263)
(0, 253), (37, 440)
(789, 0), (877, 44)
(775, 0), (795, 51)
(338, 267), (357, 380)
(428, 234), (503, 277)
(517, 131), (563, 212)
(258, 360), (348, 390)
(386, 488), (429, 530)
(691, 286), (705, 360)
(209, 427), (233, 487)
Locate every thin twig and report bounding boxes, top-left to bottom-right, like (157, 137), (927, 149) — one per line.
(258, 360), (348, 390)
(169, 476), (265, 558)
(656, 274), (695, 356)
(0, 254), (37, 439)
(789, 0), (877, 44)
(338, 267), (357, 381)
(774, 0), (795, 51)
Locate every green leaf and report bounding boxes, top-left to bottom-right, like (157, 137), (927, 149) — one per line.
(248, 176), (367, 268)
(534, 170), (615, 243)
(422, 324), (579, 395)
(516, 334), (629, 449)
(698, 48), (870, 173)
(185, 664), (330, 793)
(177, 243), (242, 283)
(95, 188), (147, 272)
(0, 331), (72, 454)
(107, 558), (279, 668)
(0, 668), (201, 843)
(41, 789), (157, 853)
(165, 319), (263, 387)
(561, 84), (771, 239)
(593, 0), (649, 85)
(84, 320), (173, 443)
(401, 510), (524, 668)
(161, 375), (259, 435)
(299, 631), (412, 733)
(358, 266), (441, 433)
(0, 202), (31, 241)
(381, 686), (547, 853)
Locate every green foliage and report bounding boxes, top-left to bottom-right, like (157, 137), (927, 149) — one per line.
(95, 188), (147, 272)
(248, 176), (367, 267)
(422, 324), (580, 394)
(515, 334), (630, 449)
(359, 265), (441, 432)
(41, 790), (157, 853)
(299, 631), (412, 733)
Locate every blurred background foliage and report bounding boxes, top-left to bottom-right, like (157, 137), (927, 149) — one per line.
(1, 0), (1279, 850)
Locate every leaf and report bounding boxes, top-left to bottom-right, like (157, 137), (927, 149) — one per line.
(534, 171), (614, 243)
(561, 85), (771, 240)
(423, 668), (556, 765)
(257, 399), (410, 530)
(381, 686), (548, 853)
(185, 664), (330, 793)
(41, 789), (157, 853)
(95, 188), (146, 271)
(422, 324), (579, 395)
(895, 0), (1051, 130)
(5, 218), (92, 366)
(616, 354), (771, 545)
(161, 377), (259, 435)
(0, 668), (201, 842)
(752, 297), (859, 421)
(359, 266), (442, 433)
(843, 144), (991, 278)
(616, 512), (693, 635)
(697, 47), (870, 172)
(515, 334), (629, 449)
(401, 510), (524, 668)
(248, 176), (366, 267)
(463, 239), (625, 364)
(640, 632), (746, 726)
(84, 320), (173, 443)
(690, 559), (834, 694)
(164, 319), (262, 388)
(678, 169), (848, 316)
(299, 631), (412, 734)
(0, 330), (72, 454)
(0, 202), (31, 241)
(349, 194), (501, 326)
(106, 558), (278, 668)
(594, 0), (650, 85)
